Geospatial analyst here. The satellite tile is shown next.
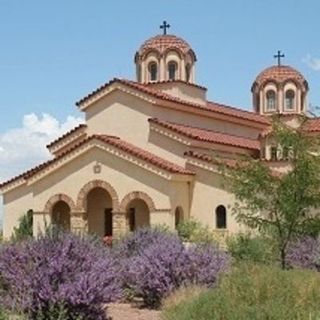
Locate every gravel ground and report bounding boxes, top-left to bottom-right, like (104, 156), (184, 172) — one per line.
(107, 303), (161, 320)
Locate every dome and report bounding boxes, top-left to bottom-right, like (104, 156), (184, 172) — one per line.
(253, 65), (308, 90)
(136, 34), (197, 61)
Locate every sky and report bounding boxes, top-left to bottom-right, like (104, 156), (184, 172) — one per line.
(1, 0), (320, 226)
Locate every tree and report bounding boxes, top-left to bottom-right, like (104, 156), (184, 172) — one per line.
(223, 117), (320, 269)
(12, 209), (33, 241)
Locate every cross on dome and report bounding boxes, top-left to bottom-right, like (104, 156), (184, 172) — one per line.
(274, 50), (285, 66)
(160, 20), (170, 35)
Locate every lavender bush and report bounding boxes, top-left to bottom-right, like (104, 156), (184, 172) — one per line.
(286, 236), (320, 271)
(0, 228), (121, 319)
(115, 228), (230, 308)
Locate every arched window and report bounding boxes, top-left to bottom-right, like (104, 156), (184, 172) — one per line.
(215, 205), (227, 229)
(185, 64), (191, 82)
(266, 90), (276, 111)
(175, 207), (184, 229)
(148, 62), (158, 82)
(168, 61), (177, 80)
(285, 90), (295, 110)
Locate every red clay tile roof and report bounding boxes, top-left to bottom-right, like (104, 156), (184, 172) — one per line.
(185, 151), (284, 177)
(149, 118), (260, 150)
(76, 78), (270, 126)
(136, 34), (196, 60)
(46, 124), (87, 149)
(0, 135), (194, 190)
(185, 151), (238, 168)
(145, 79), (207, 91)
(253, 65), (307, 89)
(94, 135), (194, 175)
(302, 118), (320, 132)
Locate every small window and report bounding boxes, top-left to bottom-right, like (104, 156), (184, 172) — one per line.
(148, 62), (158, 82)
(285, 90), (295, 110)
(216, 205), (227, 229)
(175, 207), (183, 229)
(168, 61), (177, 80)
(271, 146), (277, 161)
(266, 90), (276, 111)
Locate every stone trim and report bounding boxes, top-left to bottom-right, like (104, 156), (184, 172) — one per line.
(44, 194), (76, 213)
(76, 180), (120, 211)
(120, 191), (156, 212)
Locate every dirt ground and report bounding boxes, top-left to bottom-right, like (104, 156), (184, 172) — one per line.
(107, 303), (161, 320)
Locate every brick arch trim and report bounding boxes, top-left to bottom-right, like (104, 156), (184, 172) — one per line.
(44, 194), (76, 213)
(76, 180), (120, 211)
(120, 191), (156, 212)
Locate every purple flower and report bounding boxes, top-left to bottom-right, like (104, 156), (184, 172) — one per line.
(0, 228), (121, 319)
(115, 228), (230, 308)
(286, 236), (320, 271)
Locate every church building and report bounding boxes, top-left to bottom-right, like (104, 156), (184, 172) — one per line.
(1, 23), (319, 239)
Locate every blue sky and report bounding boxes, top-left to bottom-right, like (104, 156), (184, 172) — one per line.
(1, 0), (320, 226)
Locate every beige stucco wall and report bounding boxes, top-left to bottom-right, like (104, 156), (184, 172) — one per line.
(2, 185), (33, 239)
(3, 86), (262, 239)
(30, 148), (173, 213)
(85, 89), (261, 155)
(188, 165), (244, 234)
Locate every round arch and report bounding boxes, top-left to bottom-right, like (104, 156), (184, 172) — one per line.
(44, 194), (76, 213)
(120, 191), (156, 212)
(76, 180), (120, 211)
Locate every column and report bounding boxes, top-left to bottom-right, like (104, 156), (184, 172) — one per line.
(112, 211), (127, 238)
(160, 57), (165, 81)
(70, 212), (87, 235)
(181, 59), (186, 81)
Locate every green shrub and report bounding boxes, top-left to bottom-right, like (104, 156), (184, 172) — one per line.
(11, 210), (33, 242)
(177, 220), (218, 246)
(227, 233), (277, 264)
(163, 263), (320, 320)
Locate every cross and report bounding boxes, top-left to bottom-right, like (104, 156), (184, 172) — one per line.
(160, 20), (170, 35)
(274, 50), (285, 66)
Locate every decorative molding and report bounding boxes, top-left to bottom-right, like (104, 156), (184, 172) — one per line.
(44, 194), (76, 213)
(120, 191), (156, 212)
(76, 179), (120, 212)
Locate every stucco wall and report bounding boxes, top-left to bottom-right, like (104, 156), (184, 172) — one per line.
(2, 184), (33, 239)
(188, 165), (244, 234)
(85, 89), (261, 154)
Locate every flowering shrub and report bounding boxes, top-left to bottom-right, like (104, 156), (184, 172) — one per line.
(286, 236), (320, 271)
(115, 228), (230, 308)
(0, 228), (121, 319)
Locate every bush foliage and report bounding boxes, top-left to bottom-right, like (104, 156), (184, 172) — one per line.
(227, 233), (277, 265)
(11, 210), (33, 242)
(115, 228), (230, 308)
(176, 219), (219, 245)
(286, 236), (320, 271)
(163, 263), (320, 320)
(0, 228), (120, 319)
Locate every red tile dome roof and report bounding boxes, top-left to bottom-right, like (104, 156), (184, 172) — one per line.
(136, 34), (196, 60)
(253, 65), (308, 89)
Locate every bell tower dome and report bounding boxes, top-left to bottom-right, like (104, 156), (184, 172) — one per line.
(252, 51), (309, 115)
(134, 21), (197, 84)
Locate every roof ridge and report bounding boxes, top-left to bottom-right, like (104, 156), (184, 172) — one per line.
(149, 118), (259, 141)
(0, 134), (194, 190)
(46, 123), (87, 148)
(207, 100), (264, 117)
(76, 78), (270, 125)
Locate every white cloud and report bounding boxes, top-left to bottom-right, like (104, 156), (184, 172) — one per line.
(303, 54), (320, 71)
(0, 113), (84, 228)
(0, 113), (84, 182)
